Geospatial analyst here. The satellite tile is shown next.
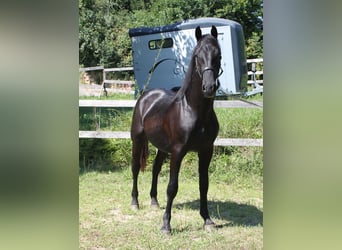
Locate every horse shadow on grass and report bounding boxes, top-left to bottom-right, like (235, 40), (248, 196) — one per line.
(174, 199), (263, 228)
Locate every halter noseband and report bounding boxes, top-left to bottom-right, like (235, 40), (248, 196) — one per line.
(202, 67), (218, 76)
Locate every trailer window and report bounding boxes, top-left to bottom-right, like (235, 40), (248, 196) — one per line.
(149, 38), (173, 50)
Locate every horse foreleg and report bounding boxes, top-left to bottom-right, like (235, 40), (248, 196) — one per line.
(150, 150), (167, 209)
(198, 147), (216, 231)
(161, 148), (185, 234)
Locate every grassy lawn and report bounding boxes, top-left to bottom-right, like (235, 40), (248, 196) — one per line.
(79, 169), (263, 249)
(79, 91), (263, 249)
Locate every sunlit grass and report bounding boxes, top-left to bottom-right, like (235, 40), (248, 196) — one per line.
(79, 92), (263, 248)
(79, 171), (263, 249)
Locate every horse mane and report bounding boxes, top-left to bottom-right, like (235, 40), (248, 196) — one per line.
(173, 53), (197, 101)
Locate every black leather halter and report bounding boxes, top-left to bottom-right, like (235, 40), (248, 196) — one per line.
(195, 57), (223, 79)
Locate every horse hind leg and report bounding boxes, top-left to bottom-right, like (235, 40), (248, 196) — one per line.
(131, 134), (148, 210)
(150, 150), (167, 209)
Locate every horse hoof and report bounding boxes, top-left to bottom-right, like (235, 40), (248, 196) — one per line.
(151, 198), (160, 210)
(161, 226), (171, 235)
(131, 204), (139, 211)
(204, 223), (216, 232)
(151, 204), (159, 211)
(151, 204), (160, 210)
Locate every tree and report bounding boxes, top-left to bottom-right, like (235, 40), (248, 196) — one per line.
(79, 0), (263, 67)
(214, 0), (263, 58)
(79, 0), (126, 67)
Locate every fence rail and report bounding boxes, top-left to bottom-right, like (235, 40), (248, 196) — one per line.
(79, 59), (263, 146)
(79, 65), (104, 72)
(79, 100), (263, 147)
(78, 130), (262, 147)
(79, 100), (263, 108)
(246, 58), (263, 85)
(80, 58), (263, 87)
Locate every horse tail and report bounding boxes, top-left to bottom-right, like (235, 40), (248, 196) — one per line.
(140, 138), (148, 171)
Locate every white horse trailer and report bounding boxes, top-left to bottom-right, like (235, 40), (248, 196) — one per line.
(129, 17), (247, 97)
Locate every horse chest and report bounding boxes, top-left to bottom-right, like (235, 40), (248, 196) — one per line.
(187, 122), (217, 149)
(199, 126), (206, 136)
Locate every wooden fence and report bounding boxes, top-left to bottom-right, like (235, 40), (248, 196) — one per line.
(79, 59), (263, 147)
(79, 58), (263, 88)
(246, 58), (263, 85)
(79, 100), (263, 147)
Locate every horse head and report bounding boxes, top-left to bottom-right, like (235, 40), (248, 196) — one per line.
(194, 26), (222, 98)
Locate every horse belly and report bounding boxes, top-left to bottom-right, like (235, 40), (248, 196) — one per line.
(147, 134), (172, 153)
(144, 123), (172, 153)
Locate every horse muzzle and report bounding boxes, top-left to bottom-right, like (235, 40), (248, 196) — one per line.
(201, 67), (220, 98)
(202, 80), (219, 98)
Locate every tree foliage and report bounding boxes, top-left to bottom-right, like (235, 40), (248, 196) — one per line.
(79, 0), (263, 67)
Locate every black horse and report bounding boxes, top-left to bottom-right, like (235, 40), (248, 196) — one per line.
(130, 26), (221, 234)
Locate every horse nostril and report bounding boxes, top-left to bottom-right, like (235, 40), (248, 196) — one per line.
(202, 85), (206, 91)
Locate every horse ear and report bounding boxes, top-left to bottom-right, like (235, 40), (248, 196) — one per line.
(211, 25), (218, 39)
(195, 26), (202, 41)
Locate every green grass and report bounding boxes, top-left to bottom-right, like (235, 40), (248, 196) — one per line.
(79, 107), (133, 131)
(216, 108), (262, 138)
(79, 105), (263, 177)
(79, 108), (262, 138)
(79, 93), (263, 178)
(79, 92), (263, 248)
(79, 170), (263, 249)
